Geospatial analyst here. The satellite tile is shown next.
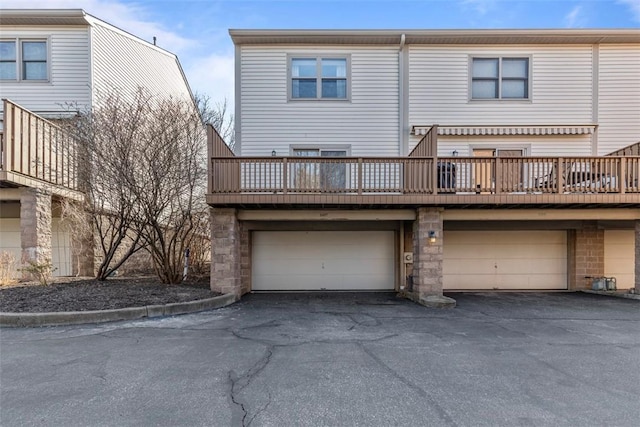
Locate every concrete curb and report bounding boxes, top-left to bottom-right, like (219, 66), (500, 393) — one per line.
(0, 293), (238, 328)
(581, 290), (640, 301)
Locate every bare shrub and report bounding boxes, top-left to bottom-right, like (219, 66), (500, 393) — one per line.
(0, 251), (18, 286)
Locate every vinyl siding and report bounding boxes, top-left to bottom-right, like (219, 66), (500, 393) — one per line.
(90, 22), (192, 104)
(0, 26), (91, 116)
(409, 45), (594, 155)
(239, 46), (399, 157)
(432, 134), (592, 157)
(597, 44), (640, 155)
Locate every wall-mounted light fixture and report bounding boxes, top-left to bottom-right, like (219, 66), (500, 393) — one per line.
(271, 150), (277, 156)
(428, 230), (437, 244)
(452, 150), (459, 157)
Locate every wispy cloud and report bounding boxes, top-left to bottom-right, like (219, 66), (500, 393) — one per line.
(564, 5), (586, 28)
(460, 0), (499, 16)
(0, 0), (193, 53)
(617, 0), (640, 22)
(183, 53), (235, 107)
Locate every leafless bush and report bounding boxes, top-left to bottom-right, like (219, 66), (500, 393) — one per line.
(0, 251), (18, 286)
(67, 88), (210, 283)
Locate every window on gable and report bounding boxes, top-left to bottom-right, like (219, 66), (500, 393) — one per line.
(22, 41), (47, 80)
(0, 41), (17, 80)
(0, 39), (48, 81)
(291, 56), (348, 100)
(471, 57), (529, 100)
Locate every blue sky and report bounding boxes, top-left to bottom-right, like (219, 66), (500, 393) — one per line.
(7, 0), (640, 107)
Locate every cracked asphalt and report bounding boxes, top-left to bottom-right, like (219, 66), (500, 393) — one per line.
(1, 292), (639, 427)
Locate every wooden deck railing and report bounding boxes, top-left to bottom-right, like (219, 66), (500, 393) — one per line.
(607, 141), (640, 156)
(210, 155), (640, 195)
(1, 99), (79, 190)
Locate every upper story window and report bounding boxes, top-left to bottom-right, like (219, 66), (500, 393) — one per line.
(290, 56), (349, 100)
(471, 57), (529, 100)
(0, 39), (48, 81)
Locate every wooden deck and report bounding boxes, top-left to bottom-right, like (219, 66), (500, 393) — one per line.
(1, 99), (80, 195)
(207, 154), (640, 207)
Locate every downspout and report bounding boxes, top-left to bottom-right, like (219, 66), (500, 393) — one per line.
(398, 34), (407, 156)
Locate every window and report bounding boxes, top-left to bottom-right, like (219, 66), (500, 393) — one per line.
(0, 41), (17, 79)
(471, 57), (529, 100)
(0, 39), (48, 81)
(290, 56), (348, 100)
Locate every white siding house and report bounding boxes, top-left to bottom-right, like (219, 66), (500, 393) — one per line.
(0, 9), (194, 278)
(207, 29), (640, 304)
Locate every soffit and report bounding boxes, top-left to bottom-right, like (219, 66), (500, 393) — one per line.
(0, 10), (88, 26)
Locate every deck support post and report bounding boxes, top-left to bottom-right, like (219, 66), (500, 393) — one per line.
(409, 207), (455, 308)
(210, 207), (242, 299)
(20, 188), (52, 280)
(635, 220), (640, 293)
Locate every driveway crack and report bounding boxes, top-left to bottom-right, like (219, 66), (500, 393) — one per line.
(228, 346), (274, 426)
(358, 342), (458, 427)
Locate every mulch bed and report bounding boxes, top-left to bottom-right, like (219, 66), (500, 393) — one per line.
(0, 277), (220, 313)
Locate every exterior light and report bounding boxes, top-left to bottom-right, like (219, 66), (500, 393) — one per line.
(452, 150), (458, 156)
(429, 230), (437, 243)
(271, 150), (277, 156)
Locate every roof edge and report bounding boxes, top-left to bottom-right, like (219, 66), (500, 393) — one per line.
(229, 28), (640, 45)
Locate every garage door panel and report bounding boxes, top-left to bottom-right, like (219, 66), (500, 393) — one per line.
(0, 218), (71, 277)
(252, 231), (395, 291)
(604, 230), (635, 290)
(443, 259), (496, 275)
(444, 231), (567, 290)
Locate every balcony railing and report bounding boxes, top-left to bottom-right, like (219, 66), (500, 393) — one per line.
(210, 155), (640, 196)
(1, 99), (79, 191)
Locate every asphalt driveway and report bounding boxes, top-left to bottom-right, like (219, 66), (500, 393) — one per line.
(1, 292), (639, 426)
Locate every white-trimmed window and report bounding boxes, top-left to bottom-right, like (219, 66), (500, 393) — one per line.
(471, 57), (529, 100)
(290, 56), (349, 100)
(0, 39), (48, 81)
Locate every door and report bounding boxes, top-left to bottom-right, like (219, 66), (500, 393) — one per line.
(443, 230), (567, 290)
(472, 148), (524, 193)
(292, 149), (347, 191)
(252, 230), (395, 291)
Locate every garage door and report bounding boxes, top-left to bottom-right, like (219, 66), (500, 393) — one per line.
(252, 231), (395, 291)
(605, 230), (635, 290)
(0, 218), (72, 277)
(444, 231), (567, 290)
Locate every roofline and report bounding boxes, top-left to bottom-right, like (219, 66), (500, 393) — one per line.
(0, 8), (195, 104)
(229, 28), (640, 45)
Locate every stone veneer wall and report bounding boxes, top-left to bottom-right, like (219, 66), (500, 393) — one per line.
(210, 207), (241, 297)
(240, 224), (251, 295)
(411, 207), (444, 299)
(570, 221), (605, 290)
(20, 188), (52, 279)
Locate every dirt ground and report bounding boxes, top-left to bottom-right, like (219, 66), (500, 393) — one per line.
(0, 276), (220, 313)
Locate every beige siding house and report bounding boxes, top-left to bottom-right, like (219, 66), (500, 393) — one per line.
(208, 29), (640, 305)
(0, 9), (193, 278)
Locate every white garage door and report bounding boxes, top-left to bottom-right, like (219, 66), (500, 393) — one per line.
(0, 218), (72, 277)
(605, 230), (635, 290)
(252, 231), (395, 291)
(444, 231), (567, 290)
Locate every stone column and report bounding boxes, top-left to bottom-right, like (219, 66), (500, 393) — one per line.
(240, 224), (251, 295)
(569, 221), (604, 290)
(411, 207), (455, 308)
(210, 207), (242, 298)
(20, 188), (52, 280)
(635, 220), (640, 293)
